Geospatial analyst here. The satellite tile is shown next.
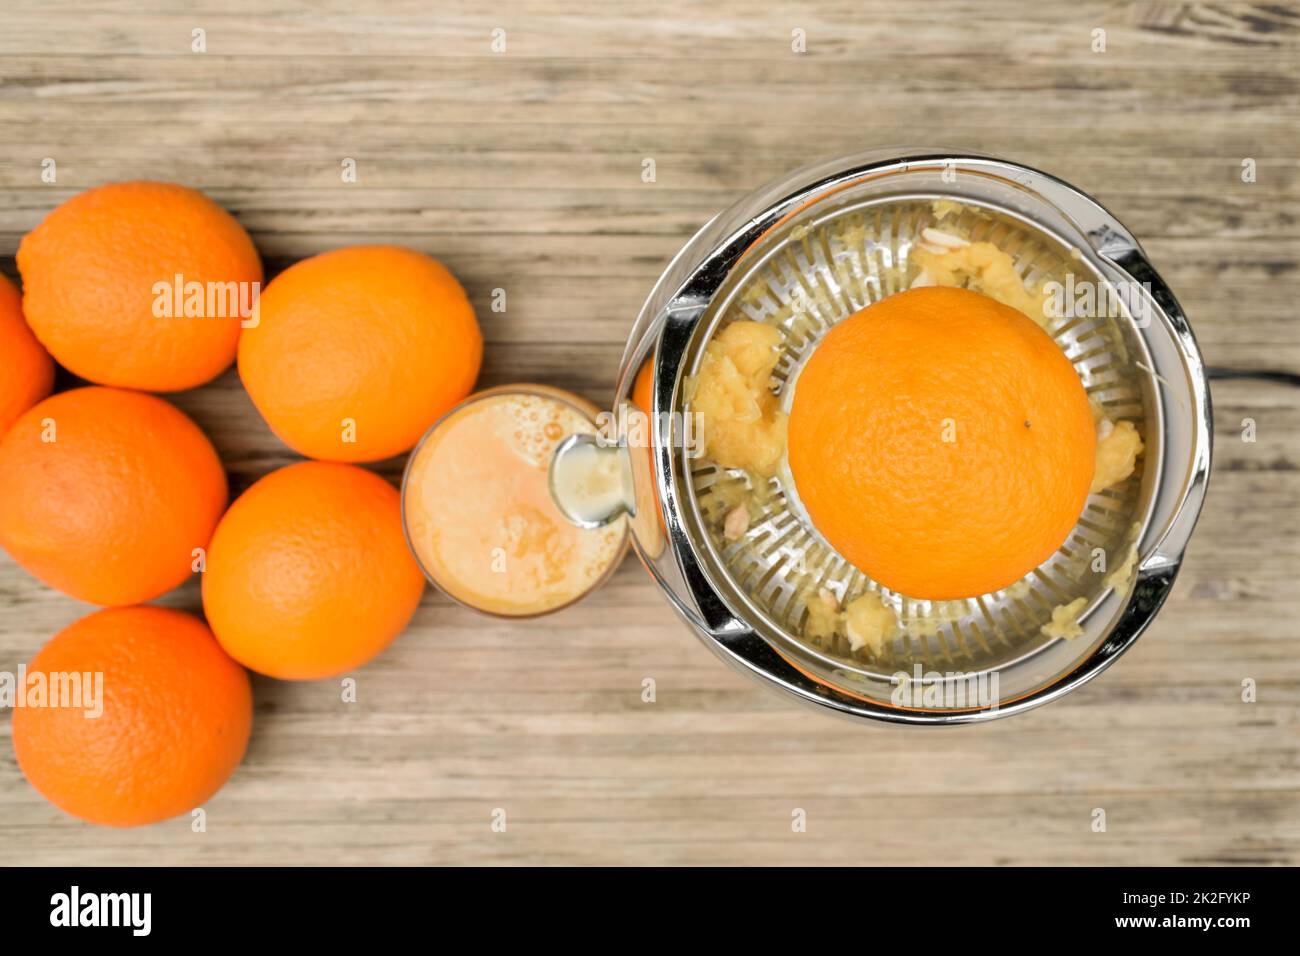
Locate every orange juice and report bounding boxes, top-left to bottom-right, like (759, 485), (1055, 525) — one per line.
(401, 386), (627, 616)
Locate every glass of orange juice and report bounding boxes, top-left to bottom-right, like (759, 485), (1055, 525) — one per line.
(400, 384), (628, 617)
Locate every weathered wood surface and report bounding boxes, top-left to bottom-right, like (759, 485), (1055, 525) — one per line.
(0, 1), (1297, 865)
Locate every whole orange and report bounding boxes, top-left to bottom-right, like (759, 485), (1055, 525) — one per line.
(17, 181), (262, 391)
(11, 606), (252, 828)
(0, 387), (228, 605)
(787, 287), (1095, 600)
(238, 245), (481, 462)
(0, 272), (54, 437)
(202, 461), (425, 680)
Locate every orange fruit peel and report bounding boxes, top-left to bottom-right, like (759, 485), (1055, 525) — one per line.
(238, 245), (482, 462)
(0, 387), (227, 606)
(17, 181), (262, 392)
(0, 273), (54, 437)
(788, 286), (1095, 600)
(11, 606), (252, 828)
(203, 461), (425, 680)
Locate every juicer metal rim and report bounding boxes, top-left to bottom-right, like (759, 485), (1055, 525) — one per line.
(678, 189), (1167, 686)
(639, 151), (1212, 725)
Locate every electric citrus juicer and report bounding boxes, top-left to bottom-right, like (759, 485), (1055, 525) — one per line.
(548, 150), (1211, 724)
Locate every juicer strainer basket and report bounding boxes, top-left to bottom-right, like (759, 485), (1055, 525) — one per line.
(555, 150), (1211, 724)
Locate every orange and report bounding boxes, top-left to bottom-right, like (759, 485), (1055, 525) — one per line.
(0, 272), (54, 437)
(787, 286), (1095, 600)
(0, 387), (227, 605)
(633, 355), (654, 418)
(17, 181), (262, 391)
(630, 355), (668, 533)
(11, 606), (252, 828)
(203, 461), (425, 679)
(238, 245), (481, 462)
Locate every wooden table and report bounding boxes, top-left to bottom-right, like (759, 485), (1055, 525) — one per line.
(1, 1), (1297, 866)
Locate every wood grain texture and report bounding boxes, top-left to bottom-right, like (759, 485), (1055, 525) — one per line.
(1, 0), (1298, 866)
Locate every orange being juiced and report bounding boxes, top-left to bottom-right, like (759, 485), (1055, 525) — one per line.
(788, 286), (1096, 601)
(402, 387), (626, 616)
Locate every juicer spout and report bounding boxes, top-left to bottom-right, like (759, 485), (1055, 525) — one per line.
(549, 432), (636, 530)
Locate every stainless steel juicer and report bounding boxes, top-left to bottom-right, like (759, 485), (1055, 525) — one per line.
(551, 149), (1211, 724)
